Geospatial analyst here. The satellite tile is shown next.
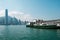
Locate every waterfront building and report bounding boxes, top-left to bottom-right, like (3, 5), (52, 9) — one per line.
(5, 9), (8, 25)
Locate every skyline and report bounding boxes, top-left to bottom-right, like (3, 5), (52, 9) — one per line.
(0, 0), (60, 21)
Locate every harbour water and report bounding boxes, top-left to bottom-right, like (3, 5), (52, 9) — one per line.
(0, 25), (60, 40)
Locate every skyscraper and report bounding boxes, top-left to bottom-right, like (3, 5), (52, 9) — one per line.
(5, 9), (8, 25)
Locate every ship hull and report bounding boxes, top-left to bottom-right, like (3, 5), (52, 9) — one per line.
(26, 25), (60, 29)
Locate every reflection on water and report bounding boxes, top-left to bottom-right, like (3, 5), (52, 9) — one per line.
(0, 25), (60, 40)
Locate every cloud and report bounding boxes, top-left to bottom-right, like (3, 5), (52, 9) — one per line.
(0, 10), (33, 21)
(0, 10), (5, 16)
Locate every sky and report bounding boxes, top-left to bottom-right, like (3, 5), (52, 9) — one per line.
(0, 0), (60, 21)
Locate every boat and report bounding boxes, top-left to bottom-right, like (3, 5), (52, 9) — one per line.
(26, 22), (60, 29)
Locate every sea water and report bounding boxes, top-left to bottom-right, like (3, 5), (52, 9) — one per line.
(0, 25), (60, 40)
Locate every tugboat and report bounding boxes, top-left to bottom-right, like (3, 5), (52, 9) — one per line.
(26, 19), (60, 29)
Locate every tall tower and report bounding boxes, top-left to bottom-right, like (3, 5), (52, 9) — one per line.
(5, 9), (8, 25)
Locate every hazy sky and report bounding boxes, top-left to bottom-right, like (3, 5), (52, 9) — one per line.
(0, 0), (60, 21)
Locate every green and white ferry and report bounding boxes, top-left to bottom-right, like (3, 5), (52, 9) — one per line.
(26, 19), (60, 29)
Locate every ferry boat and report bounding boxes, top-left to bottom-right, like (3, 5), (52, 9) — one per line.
(26, 22), (60, 29)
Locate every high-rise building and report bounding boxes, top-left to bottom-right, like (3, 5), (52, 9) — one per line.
(5, 9), (8, 25)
